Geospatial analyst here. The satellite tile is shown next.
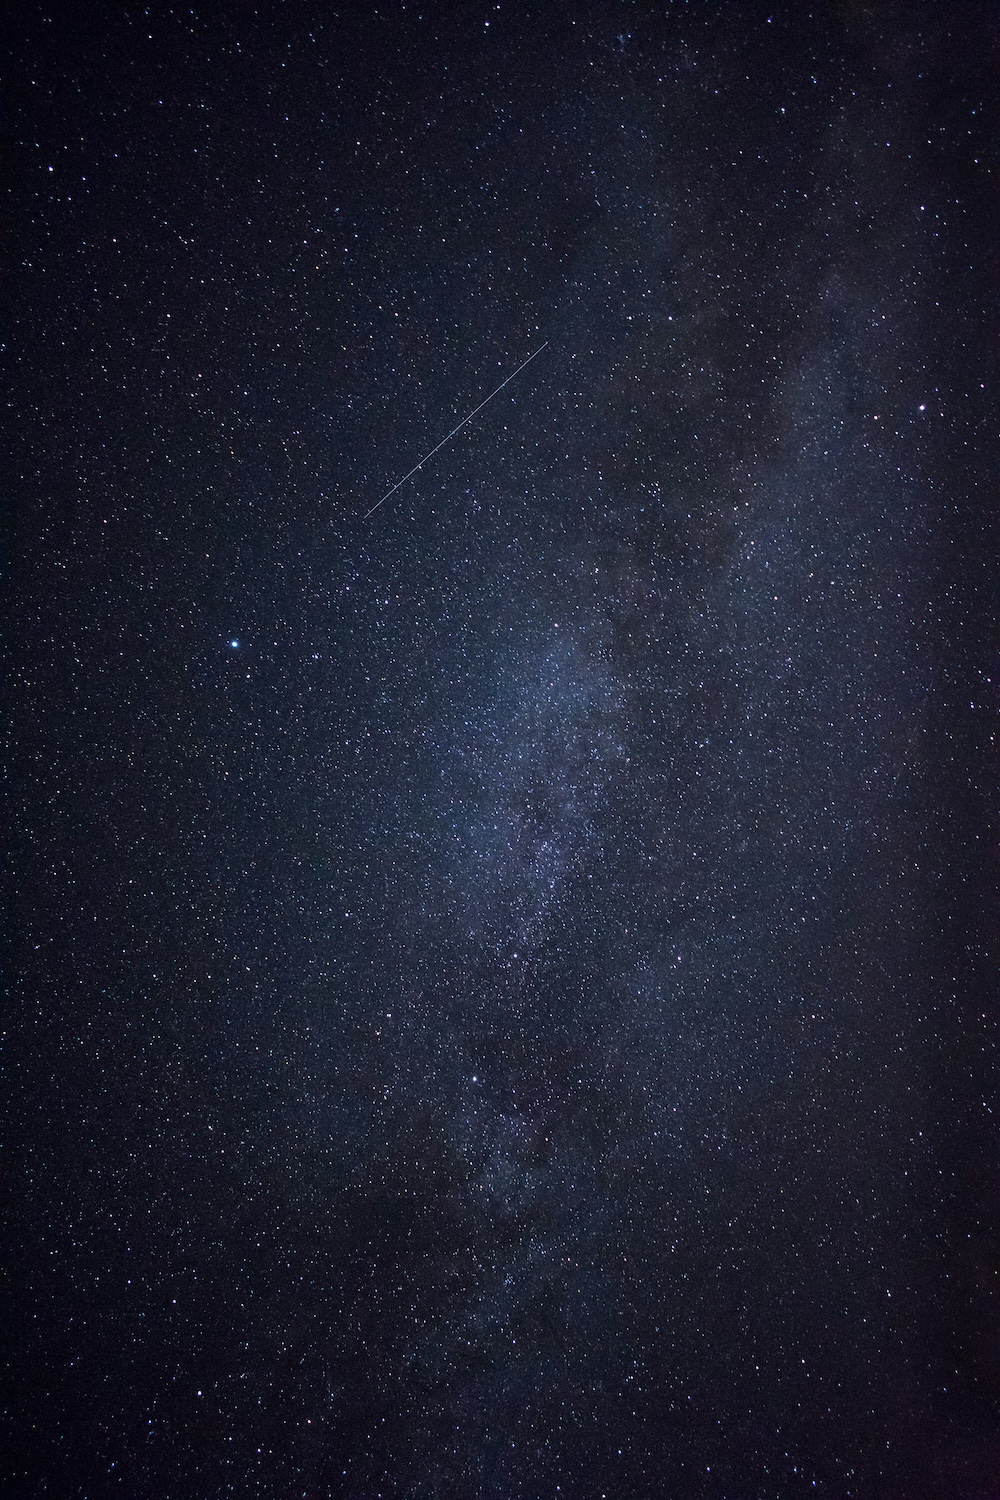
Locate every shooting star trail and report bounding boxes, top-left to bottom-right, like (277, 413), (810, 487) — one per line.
(364, 342), (548, 519)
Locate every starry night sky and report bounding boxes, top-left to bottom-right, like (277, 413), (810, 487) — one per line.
(6, 2), (1000, 1496)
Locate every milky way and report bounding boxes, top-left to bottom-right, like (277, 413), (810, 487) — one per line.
(8, 4), (998, 1497)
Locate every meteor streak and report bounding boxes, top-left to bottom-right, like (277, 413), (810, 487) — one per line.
(364, 342), (548, 519)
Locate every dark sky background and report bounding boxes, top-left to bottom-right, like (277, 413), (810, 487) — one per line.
(6, 2), (999, 1496)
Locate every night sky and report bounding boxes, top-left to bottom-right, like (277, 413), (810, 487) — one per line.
(7, 3), (1000, 1496)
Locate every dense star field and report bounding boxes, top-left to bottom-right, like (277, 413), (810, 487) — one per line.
(6, 2), (999, 1496)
